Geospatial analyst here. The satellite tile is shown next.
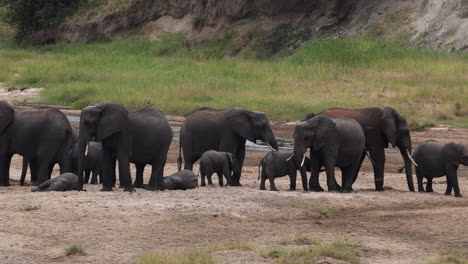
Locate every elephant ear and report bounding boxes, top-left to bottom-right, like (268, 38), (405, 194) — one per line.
(0, 101), (14, 135)
(313, 116), (336, 151)
(382, 107), (398, 147)
(226, 109), (255, 142)
(97, 104), (129, 140)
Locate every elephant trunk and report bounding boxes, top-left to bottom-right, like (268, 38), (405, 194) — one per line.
(400, 147), (415, 192)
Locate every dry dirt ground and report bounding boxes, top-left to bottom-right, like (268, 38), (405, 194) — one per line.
(0, 116), (467, 264)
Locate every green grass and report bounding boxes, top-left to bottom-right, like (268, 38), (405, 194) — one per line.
(0, 32), (467, 128)
(277, 235), (317, 246)
(293, 204), (332, 217)
(213, 241), (256, 251)
(262, 239), (363, 264)
(18, 203), (41, 212)
(429, 251), (468, 264)
(138, 250), (214, 264)
(65, 244), (86, 256)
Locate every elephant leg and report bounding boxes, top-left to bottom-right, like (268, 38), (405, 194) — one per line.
(30, 158), (38, 186)
(416, 167), (425, 192)
(309, 158), (324, 192)
(341, 166), (355, 193)
(446, 166), (462, 197)
(217, 172), (223, 187)
(20, 158), (28, 186)
(47, 163), (55, 179)
(147, 156), (167, 191)
(36, 153), (54, 185)
(351, 152), (366, 187)
(90, 168), (99, 185)
(101, 148), (114, 191)
(288, 168), (297, 191)
(110, 158), (116, 187)
(134, 163), (145, 188)
(207, 173), (214, 185)
(268, 175), (278, 191)
(324, 163), (339, 192)
(259, 167), (267, 190)
(200, 167), (206, 187)
(117, 152), (133, 192)
(425, 177), (434, 192)
(84, 170), (91, 184)
(369, 145), (385, 191)
(444, 176), (453, 196)
(231, 144), (245, 186)
(0, 153), (13, 186)
(298, 167), (308, 191)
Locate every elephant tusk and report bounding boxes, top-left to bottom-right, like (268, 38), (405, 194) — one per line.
(406, 149), (418, 167)
(300, 154), (306, 167)
(85, 143), (89, 157)
(286, 153), (294, 161)
(267, 142), (276, 151)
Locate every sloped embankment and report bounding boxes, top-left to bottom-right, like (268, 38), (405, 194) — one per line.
(26, 0), (468, 51)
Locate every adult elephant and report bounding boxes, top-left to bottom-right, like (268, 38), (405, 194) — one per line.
(78, 103), (133, 192)
(129, 108), (173, 190)
(0, 101), (74, 186)
(20, 128), (78, 185)
(178, 107), (278, 186)
(317, 107), (417, 191)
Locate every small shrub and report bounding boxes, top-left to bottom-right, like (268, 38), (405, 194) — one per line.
(429, 251), (468, 264)
(65, 244), (86, 256)
(138, 250), (213, 264)
(293, 204), (332, 217)
(19, 203), (41, 211)
(277, 235), (317, 246)
(262, 239), (363, 264)
(214, 241), (256, 251)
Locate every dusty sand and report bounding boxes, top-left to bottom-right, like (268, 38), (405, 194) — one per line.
(0, 119), (467, 264)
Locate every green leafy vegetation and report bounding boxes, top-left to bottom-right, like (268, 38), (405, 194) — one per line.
(262, 239), (363, 264)
(19, 203), (41, 211)
(0, 0), (79, 41)
(428, 251), (468, 264)
(214, 241), (256, 251)
(277, 235), (318, 246)
(65, 244), (86, 256)
(138, 250), (214, 264)
(293, 204), (332, 217)
(0, 31), (466, 128)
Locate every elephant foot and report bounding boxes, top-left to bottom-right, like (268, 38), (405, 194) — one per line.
(289, 188), (296, 191)
(124, 186), (135, 192)
(455, 193), (463, 198)
(310, 186), (324, 192)
(229, 182), (243, 187)
(418, 189), (425, 193)
(0, 183), (10, 187)
(444, 192), (451, 196)
(133, 183), (145, 189)
(100, 187), (114, 192)
(375, 188), (384, 192)
(341, 188), (352, 193)
(302, 188), (309, 191)
(271, 188), (279, 192)
(145, 185), (164, 191)
(259, 186), (266, 190)
(426, 189), (434, 193)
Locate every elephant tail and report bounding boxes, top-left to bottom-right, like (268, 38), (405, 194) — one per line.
(177, 142), (182, 171)
(397, 166), (405, 173)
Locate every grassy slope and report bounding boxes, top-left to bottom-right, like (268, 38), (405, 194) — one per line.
(0, 30), (467, 128)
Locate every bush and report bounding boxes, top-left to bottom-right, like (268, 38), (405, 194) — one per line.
(0, 0), (79, 41)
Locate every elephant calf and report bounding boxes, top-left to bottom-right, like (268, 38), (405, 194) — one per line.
(70, 142), (102, 184)
(413, 140), (468, 197)
(199, 150), (235, 186)
(258, 151), (310, 191)
(164, 170), (198, 190)
(31, 173), (78, 192)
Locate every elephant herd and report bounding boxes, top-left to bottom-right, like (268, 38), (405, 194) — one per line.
(0, 101), (466, 197)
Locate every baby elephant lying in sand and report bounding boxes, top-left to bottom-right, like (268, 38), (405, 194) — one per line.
(164, 170), (198, 190)
(32, 173), (79, 192)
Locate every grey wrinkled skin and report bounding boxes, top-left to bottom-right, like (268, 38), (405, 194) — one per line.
(258, 151), (310, 191)
(293, 115), (366, 193)
(199, 150), (235, 187)
(70, 141), (102, 184)
(32, 173), (78, 192)
(413, 140), (468, 198)
(164, 170), (198, 190)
